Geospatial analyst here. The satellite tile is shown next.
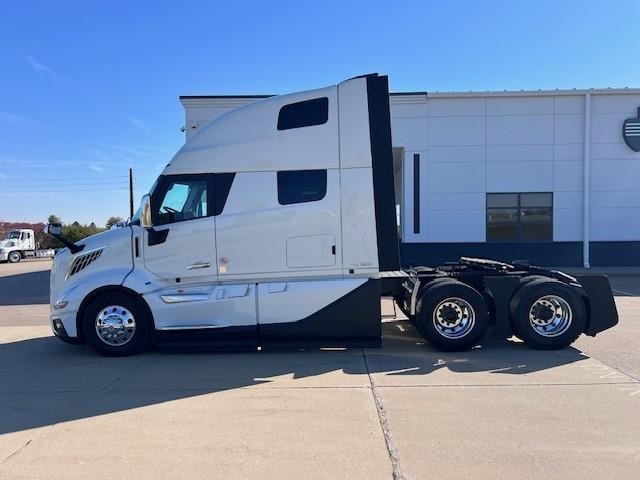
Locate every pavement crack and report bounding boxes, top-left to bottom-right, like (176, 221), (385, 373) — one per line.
(92, 355), (149, 397)
(361, 349), (406, 480)
(0, 439), (32, 464)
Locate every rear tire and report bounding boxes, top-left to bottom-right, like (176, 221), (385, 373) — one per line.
(8, 251), (21, 263)
(508, 276), (551, 338)
(415, 279), (489, 351)
(395, 277), (451, 320)
(82, 292), (150, 356)
(509, 279), (586, 349)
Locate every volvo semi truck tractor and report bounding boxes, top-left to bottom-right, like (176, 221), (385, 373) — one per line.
(47, 74), (618, 356)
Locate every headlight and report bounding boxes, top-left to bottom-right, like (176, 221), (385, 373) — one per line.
(53, 300), (69, 310)
(54, 285), (78, 310)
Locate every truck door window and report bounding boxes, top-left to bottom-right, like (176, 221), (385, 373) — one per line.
(277, 170), (327, 205)
(152, 177), (210, 226)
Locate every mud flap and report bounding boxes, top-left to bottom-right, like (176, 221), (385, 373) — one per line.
(574, 275), (619, 336)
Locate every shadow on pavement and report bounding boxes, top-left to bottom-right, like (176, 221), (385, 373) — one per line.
(0, 270), (50, 305)
(0, 320), (589, 435)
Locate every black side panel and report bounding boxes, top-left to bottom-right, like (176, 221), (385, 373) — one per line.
(147, 228), (169, 246)
(575, 275), (619, 336)
(366, 75), (401, 272)
(214, 173), (236, 215)
(151, 325), (257, 351)
(260, 279), (382, 349)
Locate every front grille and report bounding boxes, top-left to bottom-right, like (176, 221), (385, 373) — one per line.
(69, 248), (103, 276)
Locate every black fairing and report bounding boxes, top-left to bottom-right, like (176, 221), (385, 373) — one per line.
(366, 75), (401, 272)
(259, 279), (382, 349)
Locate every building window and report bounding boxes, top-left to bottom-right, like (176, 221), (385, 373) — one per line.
(487, 193), (552, 242)
(277, 97), (329, 130)
(277, 170), (327, 205)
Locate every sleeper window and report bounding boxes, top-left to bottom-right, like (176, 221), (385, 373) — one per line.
(277, 170), (327, 205)
(277, 97), (329, 130)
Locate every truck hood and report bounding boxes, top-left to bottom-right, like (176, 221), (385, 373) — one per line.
(0, 239), (17, 248)
(50, 226), (134, 309)
(75, 227), (129, 250)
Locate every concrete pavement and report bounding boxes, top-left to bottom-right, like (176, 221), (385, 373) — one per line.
(0, 261), (639, 479)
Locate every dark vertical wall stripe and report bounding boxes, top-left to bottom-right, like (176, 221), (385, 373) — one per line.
(413, 154), (420, 234)
(366, 75), (401, 272)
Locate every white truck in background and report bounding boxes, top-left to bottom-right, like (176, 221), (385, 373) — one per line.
(0, 229), (54, 263)
(45, 74), (618, 356)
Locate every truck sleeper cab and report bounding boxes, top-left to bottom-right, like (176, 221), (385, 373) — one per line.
(48, 74), (618, 356)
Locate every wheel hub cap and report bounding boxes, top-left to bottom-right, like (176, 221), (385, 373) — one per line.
(96, 305), (136, 346)
(528, 295), (572, 337)
(433, 297), (475, 339)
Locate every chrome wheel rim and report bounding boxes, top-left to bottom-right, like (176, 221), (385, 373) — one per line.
(528, 295), (572, 337)
(95, 305), (136, 346)
(432, 297), (476, 339)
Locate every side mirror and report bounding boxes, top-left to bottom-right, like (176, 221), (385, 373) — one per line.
(45, 223), (63, 235)
(140, 194), (153, 228)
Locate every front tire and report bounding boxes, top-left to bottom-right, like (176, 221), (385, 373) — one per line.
(509, 280), (586, 349)
(82, 292), (150, 356)
(415, 280), (489, 351)
(8, 251), (21, 263)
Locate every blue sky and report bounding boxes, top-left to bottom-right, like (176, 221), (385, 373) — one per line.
(1, 0), (639, 225)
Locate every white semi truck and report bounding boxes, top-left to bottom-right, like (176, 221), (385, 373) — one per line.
(0, 229), (54, 263)
(46, 74), (618, 356)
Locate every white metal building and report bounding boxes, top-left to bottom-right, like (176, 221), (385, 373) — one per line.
(180, 86), (640, 267)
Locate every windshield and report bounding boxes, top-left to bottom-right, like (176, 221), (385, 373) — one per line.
(6, 231), (20, 239)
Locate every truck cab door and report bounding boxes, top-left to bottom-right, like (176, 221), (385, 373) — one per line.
(142, 174), (217, 283)
(20, 231), (33, 250)
(140, 173), (256, 348)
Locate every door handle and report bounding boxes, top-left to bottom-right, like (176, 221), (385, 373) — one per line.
(187, 262), (211, 270)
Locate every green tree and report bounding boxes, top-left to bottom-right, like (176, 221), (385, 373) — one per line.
(62, 223), (104, 243)
(105, 216), (124, 229)
(48, 214), (62, 225)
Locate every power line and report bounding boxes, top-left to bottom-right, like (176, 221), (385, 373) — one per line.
(0, 182), (128, 188)
(0, 188), (130, 194)
(0, 176), (129, 183)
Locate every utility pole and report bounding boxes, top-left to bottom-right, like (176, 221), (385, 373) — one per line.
(129, 168), (134, 219)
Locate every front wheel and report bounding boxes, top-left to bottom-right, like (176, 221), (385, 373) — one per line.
(82, 292), (150, 356)
(509, 280), (586, 349)
(415, 280), (489, 351)
(8, 251), (21, 263)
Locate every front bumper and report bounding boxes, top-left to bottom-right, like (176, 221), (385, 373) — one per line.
(50, 311), (79, 338)
(575, 274), (619, 336)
